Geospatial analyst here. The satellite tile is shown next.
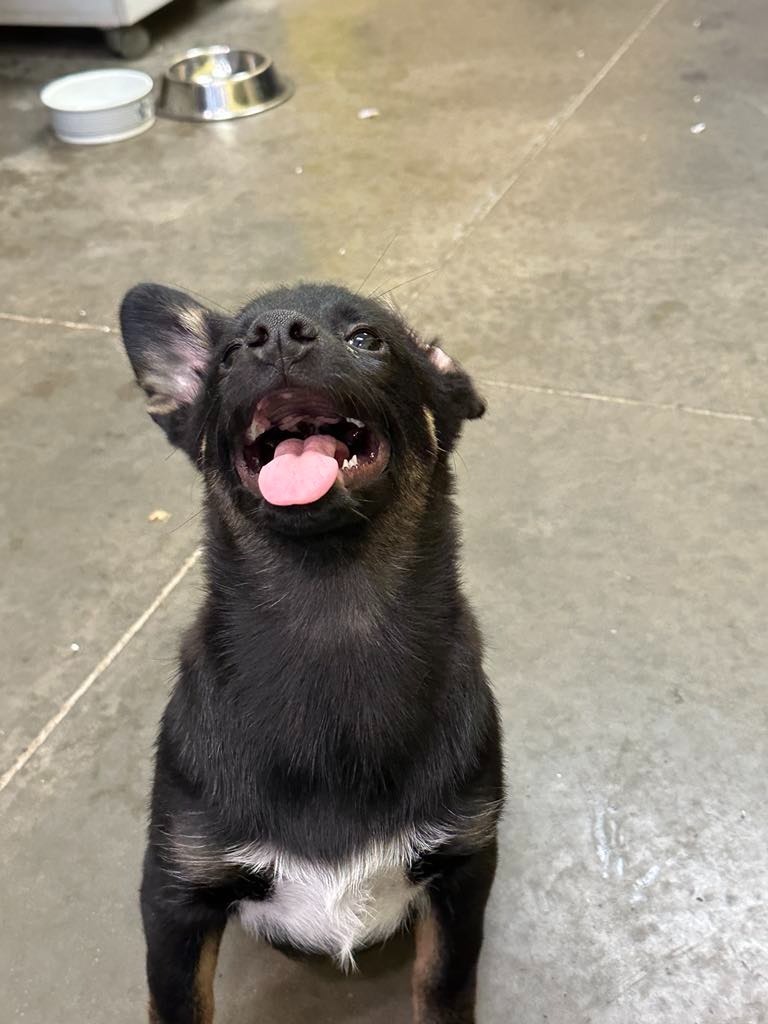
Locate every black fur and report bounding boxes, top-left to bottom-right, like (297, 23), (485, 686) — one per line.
(120, 282), (503, 1024)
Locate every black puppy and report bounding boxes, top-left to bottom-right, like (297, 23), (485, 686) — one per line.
(120, 281), (504, 1024)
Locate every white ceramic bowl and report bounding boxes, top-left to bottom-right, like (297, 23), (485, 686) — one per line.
(40, 69), (155, 145)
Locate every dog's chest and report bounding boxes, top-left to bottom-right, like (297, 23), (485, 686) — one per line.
(234, 841), (427, 967)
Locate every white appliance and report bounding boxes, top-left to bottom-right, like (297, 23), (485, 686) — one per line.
(0, 0), (174, 56)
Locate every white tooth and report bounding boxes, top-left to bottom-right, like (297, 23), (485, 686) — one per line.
(349, 454), (358, 468)
(245, 420), (261, 443)
(341, 458), (350, 470)
(349, 418), (364, 428)
(246, 413), (269, 443)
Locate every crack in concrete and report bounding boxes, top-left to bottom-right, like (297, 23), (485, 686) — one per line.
(409, 0), (675, 300)
(479, 378), (768, 426)
(0, 547), (201, 795)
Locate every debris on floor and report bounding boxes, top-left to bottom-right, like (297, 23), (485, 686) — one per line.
(690, 122), (707, 135)
(147, 509), (171, 523)
(357, 107), (380, 120)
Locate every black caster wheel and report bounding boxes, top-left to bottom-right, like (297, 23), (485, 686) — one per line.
(104, 24), (152, 60)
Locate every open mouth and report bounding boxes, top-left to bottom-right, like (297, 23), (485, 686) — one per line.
(235, 388), (390, 507)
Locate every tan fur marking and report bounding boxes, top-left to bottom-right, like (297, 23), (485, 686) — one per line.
(423, 407), (438, 453)
(176, 305), (207, 340)
(412, 909), (441, 1023)
(194, 930), (222, 1024)
(146, 928), (221, 1023)
(146, 396), (180, 416)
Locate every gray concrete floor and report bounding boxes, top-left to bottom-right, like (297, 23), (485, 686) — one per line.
(1, 0), (767, 1020)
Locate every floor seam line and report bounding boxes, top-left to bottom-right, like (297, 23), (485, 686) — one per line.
(478, 378), (767, 425)
(410, 0), (673, 299)
(0, 546), (202, 795)
(0, 312), (115, 334)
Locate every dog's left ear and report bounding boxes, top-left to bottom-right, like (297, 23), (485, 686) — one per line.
(120, 283), (216, 416)
(120, 283), (221, 453)
(424, 341), (486, 422)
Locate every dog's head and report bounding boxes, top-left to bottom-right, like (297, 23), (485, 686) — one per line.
(120, 282), (484, 538)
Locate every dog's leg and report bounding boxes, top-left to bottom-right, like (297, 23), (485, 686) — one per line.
(412, 841), (498, 1024)
(145, 919), (223, 1024)
(141, 853), (226, 1024)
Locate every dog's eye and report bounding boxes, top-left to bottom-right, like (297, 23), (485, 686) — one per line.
(347, 328), (383, 352)
(220, 342), (241, 367)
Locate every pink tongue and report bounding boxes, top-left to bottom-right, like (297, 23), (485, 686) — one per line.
(258, 434), (340, 506)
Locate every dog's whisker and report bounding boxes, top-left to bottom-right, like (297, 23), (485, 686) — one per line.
(373, 267), (439, 300)
(169, 507), (205, 534)
(379, 293), (404, 317)
(356, 232), (399, 296)
(192, 402), (218, 455)
(452, 449), (468, 472)
(167, 281), (238, 316)
(346, 505), (372, 525)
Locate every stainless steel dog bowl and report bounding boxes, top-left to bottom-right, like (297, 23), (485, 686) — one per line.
(157, 46), (292, 122)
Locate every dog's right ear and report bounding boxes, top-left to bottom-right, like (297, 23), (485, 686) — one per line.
(120, 283), (218, 449)
(425, 342), (486, 422)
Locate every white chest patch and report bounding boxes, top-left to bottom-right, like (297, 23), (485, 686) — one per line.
(232, 839), (430, 969)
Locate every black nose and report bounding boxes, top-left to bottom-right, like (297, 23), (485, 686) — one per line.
(246, 310), (319, 365)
